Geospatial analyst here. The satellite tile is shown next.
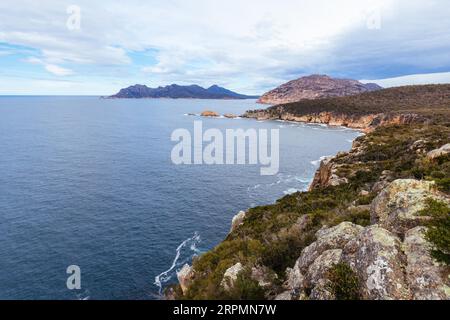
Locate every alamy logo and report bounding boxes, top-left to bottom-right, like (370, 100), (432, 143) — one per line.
(66, 5), (81, 31)
(66, 265), (81, 290)
(171, 121), (280, 175)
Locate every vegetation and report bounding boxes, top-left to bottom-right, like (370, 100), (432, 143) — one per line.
(420, 199), (450, 265)
(327, 263), (361, 300)
(173, 85), (450, 299)
(223, 267), (266, 300)
(258, 84), (450, 120)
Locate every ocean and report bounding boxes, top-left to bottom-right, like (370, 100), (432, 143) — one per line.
(0, 96), (360, 299)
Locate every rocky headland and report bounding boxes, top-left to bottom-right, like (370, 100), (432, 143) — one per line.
(167, 84), (450, 301)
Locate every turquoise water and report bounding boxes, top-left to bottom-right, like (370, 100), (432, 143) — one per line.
(0, 97), (360, 299)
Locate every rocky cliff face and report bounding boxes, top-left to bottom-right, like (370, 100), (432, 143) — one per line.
(244, 107), (423, 133)
(258, 75), (382, 105)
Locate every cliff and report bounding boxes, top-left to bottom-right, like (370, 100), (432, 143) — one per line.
(168, 85), (450, 301)
(257, 74), (382, 105)
(108, 84), (259, 99)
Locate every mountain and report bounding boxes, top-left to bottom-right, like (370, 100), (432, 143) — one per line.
(108, 84), (259, 99)
(258, 74), (382, 104)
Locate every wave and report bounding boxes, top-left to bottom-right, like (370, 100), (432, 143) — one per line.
(154, 232), (201, 295)
(247, 174), (311, 201)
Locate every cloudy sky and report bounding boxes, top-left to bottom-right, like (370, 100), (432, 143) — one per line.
(0, 0), (449, 95)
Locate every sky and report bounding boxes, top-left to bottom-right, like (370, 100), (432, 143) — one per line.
(0, 0), (450, 95)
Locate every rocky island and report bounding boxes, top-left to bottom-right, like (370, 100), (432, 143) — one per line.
(167, 83), (450, 300)
(108, 84), (259, 100)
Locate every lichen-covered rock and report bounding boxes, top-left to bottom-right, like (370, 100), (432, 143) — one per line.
(230, 211), (246, 233)
(403, 226), (450, 300)
(370, 179), (448, 236)
(306, 249), (342, 300)
(177, 264), (194, 295)
(427, 143), (450, 160)
(221, 263), (243, 291)
(342, 226), (410, 300)
(306, 249), (342, 287)
(251, 265), (277, 289)
(297, 222), (364, 272)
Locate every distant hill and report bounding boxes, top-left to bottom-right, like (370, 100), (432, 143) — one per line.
(258, 74), (382, 104)
(108, 84), (259, 99)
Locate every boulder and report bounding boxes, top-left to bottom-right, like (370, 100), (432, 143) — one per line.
(403, 226), (450, 300)
(297, 222), (364, 272)
(427, 143), (450, 160)
(224, 113), (238, 118)
(342, 226), (410, 300)
(230, 211), (246, 233)
(370, 179), (448, 236)
(221, 263), (243, 291)
(177, 264), (194, 295)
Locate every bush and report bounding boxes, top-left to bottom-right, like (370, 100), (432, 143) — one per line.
(435, 178), (450, 194)
(327, 263), (361, 300)
(421, 199), (450, 265)
(225, 268), (266, 300)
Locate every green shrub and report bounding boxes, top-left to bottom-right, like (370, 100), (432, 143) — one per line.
(435, 178), (450, 194)
(327, 263), (361, 300)
(262, 232), (316, 275)
(224, 268), (266, 300)
(421, 199), (450, 265)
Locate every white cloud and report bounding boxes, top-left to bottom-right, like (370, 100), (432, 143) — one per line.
(44, 64), (73, 76)
(361, 72), (450, 88)
(25, 56), (74, 76)
(0, 0), (449, 94)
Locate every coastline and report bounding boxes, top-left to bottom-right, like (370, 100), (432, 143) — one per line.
(166, 117), (364, 299)
(169, 109), (450, 300)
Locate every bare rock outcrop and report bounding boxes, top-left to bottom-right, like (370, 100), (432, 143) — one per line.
(309, 157), (348, 190)
(177, 264), (195, 295)
(275, 218), (450, 300)
(342, 226), (410, 300)
(230, 211), (246, 233)
(403, 227), (450, 300)
(201, 110), (219, 117)
(370, 179), (449, 236)
(297, 222), (364, 272)
(427, 143), (450, 160)
(221, 263), (244, 291)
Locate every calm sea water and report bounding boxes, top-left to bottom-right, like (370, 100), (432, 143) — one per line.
(0, 97), (360, 300)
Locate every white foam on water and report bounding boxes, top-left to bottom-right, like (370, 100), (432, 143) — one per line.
(283, 188), (300, 195)
(154, 232), (201, 295)
(311, 155), (332, 167)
